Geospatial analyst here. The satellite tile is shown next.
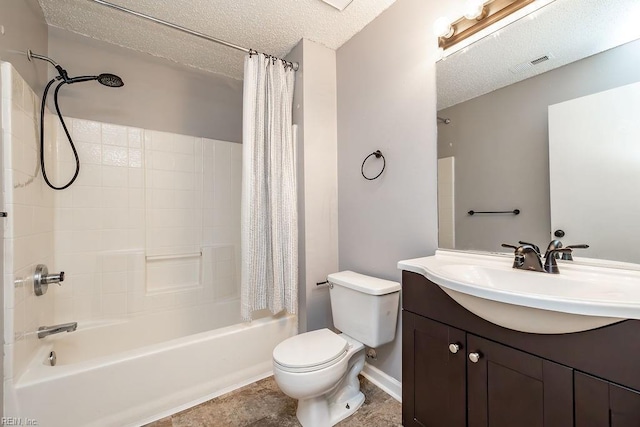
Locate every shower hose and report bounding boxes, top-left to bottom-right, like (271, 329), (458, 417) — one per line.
(39, 78), (80, 190)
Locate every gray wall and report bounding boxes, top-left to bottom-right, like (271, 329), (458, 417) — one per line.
(48, 27), (243, 142)
(287, 41), (307, 333)
(439, 38), (640, 253)
(337, 0), (441, 381)
(287, 39), (339, 334)
(0, 0), (48, 92)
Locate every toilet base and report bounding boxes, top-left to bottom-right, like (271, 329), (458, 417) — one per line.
(329, 391), (365, 425)
(296, 391), (365, 427)
(295, 347), (366, 427)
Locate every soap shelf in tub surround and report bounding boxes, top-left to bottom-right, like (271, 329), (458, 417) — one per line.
(145, 252), (202, 261)
(144, 246), (238, 299)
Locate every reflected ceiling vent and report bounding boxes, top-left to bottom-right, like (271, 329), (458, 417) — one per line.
(510, 53), (555, 74)
(321, 0), (354, 11)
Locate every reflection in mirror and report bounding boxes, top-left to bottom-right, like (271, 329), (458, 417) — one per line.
(436, 0), (640, 266)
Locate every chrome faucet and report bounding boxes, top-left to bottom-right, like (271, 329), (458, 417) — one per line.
(37, 322), (77, 339)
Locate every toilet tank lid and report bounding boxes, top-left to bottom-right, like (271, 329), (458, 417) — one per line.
(327, 271), (401, 295)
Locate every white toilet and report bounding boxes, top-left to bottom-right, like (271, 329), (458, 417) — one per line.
(272, 271), (401, 427)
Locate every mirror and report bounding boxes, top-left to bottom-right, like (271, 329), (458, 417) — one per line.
(436, 0), (640, 266)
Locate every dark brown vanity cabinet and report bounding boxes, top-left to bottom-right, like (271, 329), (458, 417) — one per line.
(402, 270), (640, 427)
(575, 373), (640, 426)
(466, 334), (573, 427)
(403, 312), (466, 427)
(403, 312), (572, 427)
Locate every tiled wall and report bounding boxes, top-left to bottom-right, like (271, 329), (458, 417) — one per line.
(2, 63), (242, 381)
(144, 131), (203, 293)
(52, 118), (242, 323)
(1, 63), (56, 380)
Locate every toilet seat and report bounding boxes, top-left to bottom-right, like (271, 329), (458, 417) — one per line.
(273, 329), (349, 373)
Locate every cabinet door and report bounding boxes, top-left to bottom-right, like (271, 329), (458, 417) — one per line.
(467, 334), (573, 427)
(575, 372), (640, 427)
(402, 311), (466, 427)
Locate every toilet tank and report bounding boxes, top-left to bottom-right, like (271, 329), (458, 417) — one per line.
(327, 271), (401, 348)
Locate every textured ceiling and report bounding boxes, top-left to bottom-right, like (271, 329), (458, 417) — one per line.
(38, 0), (396, 79)
(437, 0), (640, 110)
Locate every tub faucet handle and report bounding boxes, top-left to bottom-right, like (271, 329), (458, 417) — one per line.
(34, 264), (65, 296)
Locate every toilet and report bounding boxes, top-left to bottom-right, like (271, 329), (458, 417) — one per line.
(272, 271), (401, 427)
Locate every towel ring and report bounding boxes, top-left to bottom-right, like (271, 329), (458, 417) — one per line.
(361, 150), (386, 180)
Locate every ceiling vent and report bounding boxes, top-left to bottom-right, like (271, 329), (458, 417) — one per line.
(509, 53), (555, 74)
(321, 0), (354, 11)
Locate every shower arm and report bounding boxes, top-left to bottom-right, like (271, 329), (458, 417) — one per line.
(27, 49), (59, 67)
(27, 49), (69, 82)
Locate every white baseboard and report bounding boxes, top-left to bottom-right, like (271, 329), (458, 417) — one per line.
(361, 363), (402, 402)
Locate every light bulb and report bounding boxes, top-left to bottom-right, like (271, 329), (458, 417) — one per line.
(463, 0), (486, 20)
(433, 16), (454, 38)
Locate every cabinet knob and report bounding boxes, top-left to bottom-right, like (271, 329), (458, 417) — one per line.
(449, 343), (460, 354)
(469, 352), (481, 363)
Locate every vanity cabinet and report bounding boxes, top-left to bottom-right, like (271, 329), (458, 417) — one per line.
(575, 373), (640, 427)
(402, 270), (640, 427)
(402, 313), (465, 427)
(466, 334), (573, 427)
(403, 312), (572, 427)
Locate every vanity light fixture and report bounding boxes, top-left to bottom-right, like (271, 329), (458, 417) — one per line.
(435, 0), (536, 50)
(464, 0), (489, 20)
(433, 16), (455, 39)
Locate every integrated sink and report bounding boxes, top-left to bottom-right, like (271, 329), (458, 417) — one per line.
(398, 250), (640, 334)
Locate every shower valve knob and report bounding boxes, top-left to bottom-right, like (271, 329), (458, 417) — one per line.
(34, 264), (65, 296)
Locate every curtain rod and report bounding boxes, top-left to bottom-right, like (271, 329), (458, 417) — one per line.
(87, 0), (299, 71)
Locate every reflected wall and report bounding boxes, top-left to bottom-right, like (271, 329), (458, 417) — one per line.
(438, 38), (640, 254)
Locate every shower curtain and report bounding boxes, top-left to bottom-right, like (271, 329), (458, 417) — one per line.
(241, 53), (297, 322)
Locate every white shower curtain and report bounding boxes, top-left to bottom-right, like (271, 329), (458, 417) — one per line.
(241, 53), (297, 322)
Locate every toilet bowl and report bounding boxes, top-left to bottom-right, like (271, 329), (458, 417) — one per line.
(272, 271), (401, 427)
(273, 329), (365, 427)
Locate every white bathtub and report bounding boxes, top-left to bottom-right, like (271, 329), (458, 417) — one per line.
(7, 303), (297, 427)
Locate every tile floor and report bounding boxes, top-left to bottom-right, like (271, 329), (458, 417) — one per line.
(145, 375), (402, 426)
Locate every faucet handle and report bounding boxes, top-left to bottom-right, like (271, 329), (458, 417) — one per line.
(562, 244), (589, 260)
(501, 243), (518, 251)
(544, 248), (572, 273)
(502, 243), (537, 252)
(566, 244), (589, 249)
(518, 241), (540, 255)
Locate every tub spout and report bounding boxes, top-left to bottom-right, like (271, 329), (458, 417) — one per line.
(38, 322), (78, 339)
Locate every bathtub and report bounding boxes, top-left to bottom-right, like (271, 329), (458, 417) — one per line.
(7, 303), (297, 427)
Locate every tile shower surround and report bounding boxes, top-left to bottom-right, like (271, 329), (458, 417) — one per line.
(53, 120), (242, 322)
(2, 63), (242, 381)
(2, 63), (56, 382)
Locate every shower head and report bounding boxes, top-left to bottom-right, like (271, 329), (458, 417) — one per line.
(65, 73), (124, 87)
(97, 73), (124, 87)
(27, 49), (124, 87)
